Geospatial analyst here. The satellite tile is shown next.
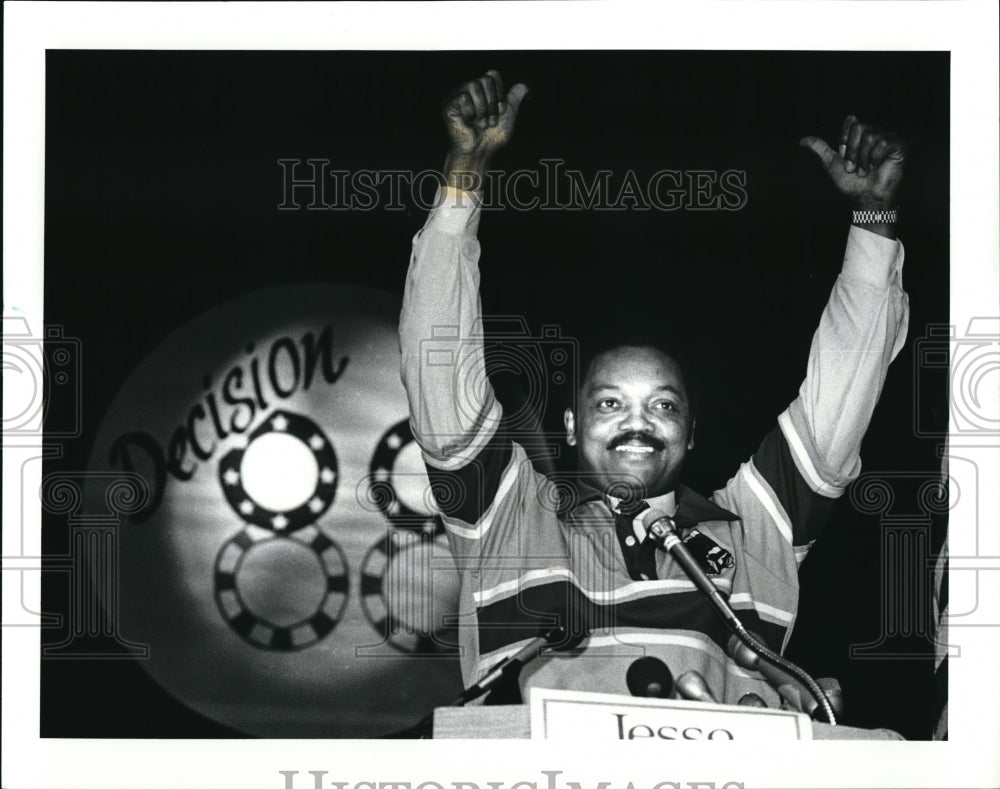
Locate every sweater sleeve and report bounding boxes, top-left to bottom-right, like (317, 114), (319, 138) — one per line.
(398, 187), (503, 470)
(724, 226), (909, 565)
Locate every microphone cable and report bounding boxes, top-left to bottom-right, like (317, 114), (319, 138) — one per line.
(643, 510), (836, 725)
(728, 624), (837, 725)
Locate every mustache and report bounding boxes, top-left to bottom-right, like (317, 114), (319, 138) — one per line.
(608, 431), (666, 452)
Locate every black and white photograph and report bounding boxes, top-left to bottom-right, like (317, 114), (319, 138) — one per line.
(3, 4), (999, 789)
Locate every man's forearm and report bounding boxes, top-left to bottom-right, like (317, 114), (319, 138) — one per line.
(400, 71), (526, 462)
(780, 116), (909, 491)
(851, 196), (898, 240)
(398, 187), (501, 465)
(852, 219), (896, 240)
(443, 150), (491, 192)
(780, 226), (909, 492)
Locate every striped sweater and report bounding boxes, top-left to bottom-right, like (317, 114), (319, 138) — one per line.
(399, 188), (909, 705)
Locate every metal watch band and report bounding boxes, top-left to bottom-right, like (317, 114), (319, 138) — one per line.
(852, 208), (899, 225)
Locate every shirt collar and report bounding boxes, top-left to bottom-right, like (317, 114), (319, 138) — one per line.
(607, 490), (676, 518)
(561, 477), (738, 526)
(671, 483), (740, 528)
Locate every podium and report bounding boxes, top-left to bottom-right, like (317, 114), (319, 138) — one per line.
(433, 704), (904, 740)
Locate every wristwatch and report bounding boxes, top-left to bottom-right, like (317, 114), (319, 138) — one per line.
(852, 208), (898, 225)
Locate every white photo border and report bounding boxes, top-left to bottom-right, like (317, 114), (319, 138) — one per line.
(3, 2), (999, 788)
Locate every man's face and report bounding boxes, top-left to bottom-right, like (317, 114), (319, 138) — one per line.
(564, 346), (694, 498)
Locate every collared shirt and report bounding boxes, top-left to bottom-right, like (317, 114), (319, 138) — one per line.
(399, 188), (909, 704)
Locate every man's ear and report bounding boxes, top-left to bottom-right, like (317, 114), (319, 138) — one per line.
(564, 407), (577, 447)
(687, 418), (696, 451)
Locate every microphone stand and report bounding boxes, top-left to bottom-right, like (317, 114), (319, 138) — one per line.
(644, 511), (837, 725)
(383, 626), (569, 738)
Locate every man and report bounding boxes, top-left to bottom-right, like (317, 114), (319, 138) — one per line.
(399, 70), (909, 706)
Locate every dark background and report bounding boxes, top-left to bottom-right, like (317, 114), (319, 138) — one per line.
(41, 50), (949, 739)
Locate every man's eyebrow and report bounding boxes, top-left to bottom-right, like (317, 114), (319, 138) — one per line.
(584, 383), (687, 400)
(655, 385), (687, 400)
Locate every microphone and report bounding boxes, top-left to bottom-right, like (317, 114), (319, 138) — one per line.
(816, 677), (844, 718)
(642, 508), (836, 725)
(452, 624), (586, 707)
(675, 670), (718, 704)
(386, 620), (589, 740)
(626, 657), (674, 699)
(727, 634), (817, 716)
(641, 510), (743, 632)
(385, 624), (582, 738)
(642, 509), (837, 725)
(738, 692), (768, 708)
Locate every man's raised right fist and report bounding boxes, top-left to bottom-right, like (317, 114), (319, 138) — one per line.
(443, 70), (529, 161)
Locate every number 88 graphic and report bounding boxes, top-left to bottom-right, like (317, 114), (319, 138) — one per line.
(212, 411), (456, 654)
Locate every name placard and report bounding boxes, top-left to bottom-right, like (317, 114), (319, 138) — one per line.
(529, 687), (811, 741)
